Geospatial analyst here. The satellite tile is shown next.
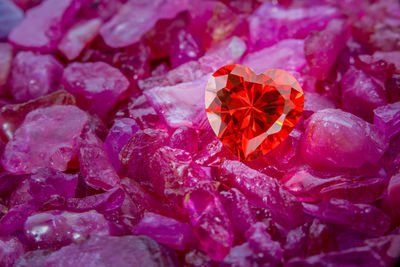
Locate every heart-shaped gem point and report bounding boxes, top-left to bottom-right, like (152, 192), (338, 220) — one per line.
(205, 64), (304, 161)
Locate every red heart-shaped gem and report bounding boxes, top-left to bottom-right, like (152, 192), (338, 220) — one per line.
(205, 64), (304, 161)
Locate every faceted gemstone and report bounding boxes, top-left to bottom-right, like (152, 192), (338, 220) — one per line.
(1, 105), (88, 174)
(24, 210), (110, 249)
(205, 64), (304, 161)
(58, 19), (102, 60)
(9, 0), (85, 51)
(10, 51), (64, 102)
(44, 235), (179, 266)
(62, 62), (129, 118)
(132, 212), (197, 250)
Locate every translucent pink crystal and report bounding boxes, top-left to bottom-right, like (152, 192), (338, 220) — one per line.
(302, 109), (388, 170)
(387, 173), (400, 225)
(169, 126), (199, 153)
(45, 235), (179, 266)
(386, 74), (400, 103)
(303, 198), (391, 236)
(132, 212), (197, 250)
(100, 0), (188, 48)
(1, 105), (88, 174)
(219, 160), (305, 229)
(104, 118), (140, 171)
(0, 43), (13, 90)
(10, 51), (64, 102)
(0, 202), (37, 236)
(58, 19), (102, 60)
(9, 0), (85, 51)
(170, 29), (203, 68)
(184, 188), (233, 261)
(0, 236), (25, 267)
(13, 250), (51, 267)
(79, 129), (120, 190)
(373, 102), (400, 139)
(303, 92), (337, 118)
(341, 66), (387, 122)
(62, 62), (129, 118)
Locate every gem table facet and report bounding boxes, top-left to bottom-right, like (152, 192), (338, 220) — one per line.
(205, 64), (304, 161)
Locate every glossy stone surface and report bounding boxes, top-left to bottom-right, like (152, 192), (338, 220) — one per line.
(0, 43), (13, 90)
(206, 64), (304, 161)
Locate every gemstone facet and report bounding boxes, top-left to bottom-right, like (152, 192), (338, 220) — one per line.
(205, 64), (304, 161)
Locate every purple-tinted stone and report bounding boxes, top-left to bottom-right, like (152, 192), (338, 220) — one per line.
(100, 0), (188, 48)
(305, 19), (348, 80)
(194, 136), (234, 167)
(149, 146), (192, 200)
(302, 109), (388, 170)
(144, 76), (209, 129)
(62, 62), (129, 118)
(169, 126), (198, 153)
(242, 39), (307, 75)
(0, 202), (37, 236)
(247, 3), (341, 51)
(284, 224), (308, 260)
(58, 18), (102, 60)
(0, 172), (26, 196)
(44, 235), (178, 266)
(0, 0), (23, 39)
(120, 129), (169, 188)
(132, 212), (197, 250)
(0, 43), (13, 90)
(184, 188), (233, 261)
(170, 29), (203, 68)
(9, 179), (32, 207)
(104, 118), (140, 171)
(1, 105), (88, 174)
(219, 160), (304, 230)
(79, 128), (120, 190)
(0, 236), (25, 267)
(10, 51), (64, 102)
(386, 74), (400, 103)
(303, 198), (391, 236)
(9, 0), (85, 51)
(306, 219), (338, 256)
(374, 102), (400, 139)
(24, 210), (110, 249)
(0, 90), (76, 143)
(341, 66), (387, 122)
(220, 188), (257, 243)
(303, 92), (337, 118)
(387, 173), (400, 225)
(184, 250), (212, 267)
(13, 250), (51, 267)
(79, 0), (125, 21)
(221, 243), (254, 267)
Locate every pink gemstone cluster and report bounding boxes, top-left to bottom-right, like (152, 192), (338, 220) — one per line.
(0, 0), (399, 266)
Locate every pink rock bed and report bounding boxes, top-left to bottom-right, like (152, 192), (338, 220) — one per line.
(0, 0), (399, 266)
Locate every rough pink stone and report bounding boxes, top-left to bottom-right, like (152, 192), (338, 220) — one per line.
(0, 43), (13, 89)
(13, 250), (51, 267)
(219, 160), (305, 229)
(282, 169), (387, 204)
(100, 0), (188, 48)
(0, 236), (25, 267)
(0, 202), (37, 236)
(10, 51), (64, 102)
(194, 136), (234, 167)
(170, 29), (203, 68)
(0, 172), (26, 196)
(58, 18), (102, 60)
(341, 66), (387, 122)
(144, 76), (209, 129)
(149, 146), (192, 201)
(0, 0), (23, 39)
(132, 212), (197, 250)
(302, 109), (388, 170)
(24, 210), (110, 249)
(305, 19), (348, 80)
(374, 102), (400, 139)
(242, 39), (307, 74)
(62, 62), (129, 118)
(46, 235), (178, 266)
(303, 198), (391, 236)
(386, 74), (400, 103)
(387, 173), (400, 225)
(104, 118), (139, 171)
(247, 3), (341, 51)
(169, 126), (199, 153)
(9, 0), (85, 51)
(1, 105), (88, 174)
(9, 179), (32, 208)
(221, 243), (254, 266)
(79, 128), (120, 190)
(220, 188), (257, 243)
(303, 92), (337, 118)
(183, 188), (233, 261)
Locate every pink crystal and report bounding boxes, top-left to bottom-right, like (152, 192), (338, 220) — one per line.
(0, 43), (13, 90)
(132, 212), (197, 250)
(169, 126), (199, 153)
(170, 29), (203, 68)
(100, 0), (188, 48)
(302, 109), (388, 170)
(62, 62), (129, 118)
(386, 74), (400, 103)
(10, 51), (64, 102)
(0, 0), (23, 39)
(0, 236), (25, 267)
(9, 0), (85, 51)
(1, 105), (88, 174)
(373, 102), (400, 139)
(387, 173), (400, 225)
(58, 18), (102, 60)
